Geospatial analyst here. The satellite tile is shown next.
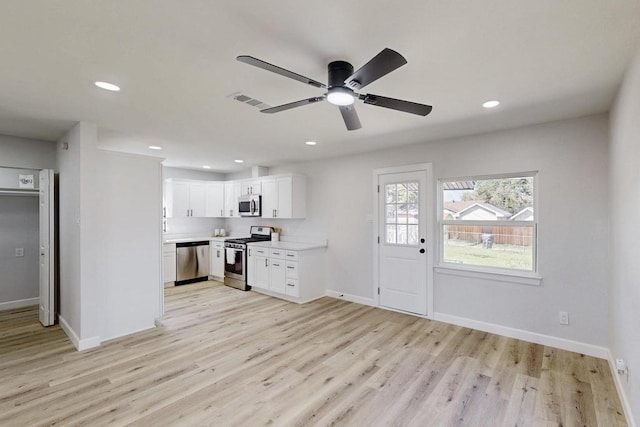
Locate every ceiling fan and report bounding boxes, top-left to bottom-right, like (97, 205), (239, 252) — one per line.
(236, 48), (433, 131)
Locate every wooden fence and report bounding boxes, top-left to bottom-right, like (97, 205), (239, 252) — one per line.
(445, 225), (533, 247)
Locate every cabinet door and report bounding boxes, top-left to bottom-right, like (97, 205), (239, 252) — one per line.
(172, 182), (190, 218)
(253, 255), (269, 289)
(269, 259), (286, 293)
(205, 182), (225, 217)
(275, 177), (292, 218)
(189, 182), (206, 217)
(210, 243), (224, 278)
(241, 180), (262, 195)
(224, 182), (241, 217)
(261, 179), (277, 219)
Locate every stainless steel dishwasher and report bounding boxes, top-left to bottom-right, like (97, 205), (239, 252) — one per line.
(175, 241), (210, 285)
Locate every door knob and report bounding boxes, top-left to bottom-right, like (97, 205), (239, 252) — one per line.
(421, 238), (425, 243)
(420, 248), (425, 254)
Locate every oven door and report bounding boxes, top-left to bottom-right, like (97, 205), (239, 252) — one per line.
(224, 246), (245, 281)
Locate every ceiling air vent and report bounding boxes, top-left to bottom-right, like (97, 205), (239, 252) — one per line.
(228, 92), (271, 110)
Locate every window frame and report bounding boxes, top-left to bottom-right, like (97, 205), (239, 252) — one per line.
(438, 171), (539, 278)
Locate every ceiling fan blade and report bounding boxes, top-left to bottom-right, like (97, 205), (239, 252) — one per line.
(344, 48), (407, 90)
(339, 105), (362, 131)
(260, 96), (325, 114)
(361, 94), (433, 116)
(237, 55), (326, 89)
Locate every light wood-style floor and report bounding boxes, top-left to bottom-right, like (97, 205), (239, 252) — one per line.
(0, 281), (626, 426)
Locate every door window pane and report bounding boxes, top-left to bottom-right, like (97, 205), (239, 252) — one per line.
(384, 181), (419, 245)
(386, 225), (397, 244)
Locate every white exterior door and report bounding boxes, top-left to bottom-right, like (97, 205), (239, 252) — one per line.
(378, 170), (428, 315)
(39, 169), (55, 326)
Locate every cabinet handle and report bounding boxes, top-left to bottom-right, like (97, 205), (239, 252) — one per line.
(287, 283), (295, 287)
(287, 266), (295, 269)
(275, 209), (277, 218)
(287, 254), (295, 257)
(221, 209), (223, 216)
(265, 259), (268, 267)
(217, 250), (220, 258)
(273, 263), (280, 267)
(163, 207), (166, 218)
(248, 249), (251, 256)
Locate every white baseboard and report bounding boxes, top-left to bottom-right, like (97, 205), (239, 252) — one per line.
(607, 350), (636, 427)
(59, 315), (101, 351)
(325, 290), (375, 307)
(0, 297), (38, 311)
(433, 312), (609, 359)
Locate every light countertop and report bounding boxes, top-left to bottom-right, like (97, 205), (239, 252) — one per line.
(247, 240), (327, 251)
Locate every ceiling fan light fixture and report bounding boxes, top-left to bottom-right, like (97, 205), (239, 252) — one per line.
(327, 87), (355, 106)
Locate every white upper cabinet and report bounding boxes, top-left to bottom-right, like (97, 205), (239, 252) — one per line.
(166, 174), (305, 219)
(166, 180), (206, 217)
(224, 181), (241, 217)
(205, 182), (225, 218)
(241, 180), (262, 195)
(261, 175), (306, 219)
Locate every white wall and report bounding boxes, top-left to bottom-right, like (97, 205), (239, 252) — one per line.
(0, 195), (39, 306)
(57, 122), (163, 349)
(56, 123), (83, 339)
(98, 152), (163, 341)
(0, 134), (56, 170)
(610, 47), (640, 424)
(230, 114), (610, 350)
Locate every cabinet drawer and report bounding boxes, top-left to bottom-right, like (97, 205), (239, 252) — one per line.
(285, 251), (299, 261)
(269, 248), (285, 259)
(285, 279), (299, 298)
(286, 261), (299, 279)
(251, 247), (268, 256)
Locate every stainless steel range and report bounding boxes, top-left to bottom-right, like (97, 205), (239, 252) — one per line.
(224, 226), (273, 290)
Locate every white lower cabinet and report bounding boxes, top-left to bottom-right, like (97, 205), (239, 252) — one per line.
(209, 241), (225, 279)
(247, 244), (325, 303)
(163, 243), (176, 285)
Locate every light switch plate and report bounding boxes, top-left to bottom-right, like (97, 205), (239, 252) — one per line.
(15, 248), (24, 257)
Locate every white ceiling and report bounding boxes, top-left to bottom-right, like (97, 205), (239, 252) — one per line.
(1, 1), (639, 172)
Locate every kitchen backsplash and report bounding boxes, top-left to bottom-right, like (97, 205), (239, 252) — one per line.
(165, 217), (225, 236)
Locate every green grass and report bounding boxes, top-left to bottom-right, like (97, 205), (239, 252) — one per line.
(443, 240), (532, 271)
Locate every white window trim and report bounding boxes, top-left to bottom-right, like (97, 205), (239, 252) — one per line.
(437, 172), (539, 282)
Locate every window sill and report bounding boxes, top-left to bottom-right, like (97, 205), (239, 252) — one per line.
(434, 265), (542, 286)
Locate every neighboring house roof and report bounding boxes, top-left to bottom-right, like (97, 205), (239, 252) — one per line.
(511, 206), (534, 220)
(444, 201), (512, 219)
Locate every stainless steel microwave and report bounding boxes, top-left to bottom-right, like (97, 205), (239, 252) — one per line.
(239, 194), (261, 217)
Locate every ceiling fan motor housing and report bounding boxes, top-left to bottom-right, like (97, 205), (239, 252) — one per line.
(328, 61), (355, 89)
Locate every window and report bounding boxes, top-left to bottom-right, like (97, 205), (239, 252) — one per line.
(440, 173), (536, 273)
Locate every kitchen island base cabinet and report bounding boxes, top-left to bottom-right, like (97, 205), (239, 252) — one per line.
(163, 243), (177, 286)
(247, 244), (325, 303)
(209, 240), (225, 280)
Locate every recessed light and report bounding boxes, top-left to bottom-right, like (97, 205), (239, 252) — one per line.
(148, 145), (162, 150)
(202, 165), (211, 169)
(482, 100), (500, 109)
(94, 81), (121, 92)
(234, 159), (244, 164)
(305, 141), (317, 146)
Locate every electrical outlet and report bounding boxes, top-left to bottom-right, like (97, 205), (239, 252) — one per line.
(559, 311), (569, 325)
(15, 248), (24, 257)
(616, 358), (628, 375)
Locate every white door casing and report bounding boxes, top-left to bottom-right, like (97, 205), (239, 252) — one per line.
(39, 169), (55, 326)
(375, 164), (433, 316)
